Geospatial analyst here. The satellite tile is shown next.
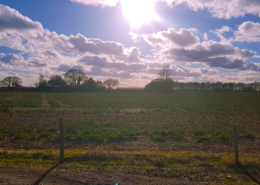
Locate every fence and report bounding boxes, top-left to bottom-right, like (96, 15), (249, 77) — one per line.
(1, 112), (260, 166)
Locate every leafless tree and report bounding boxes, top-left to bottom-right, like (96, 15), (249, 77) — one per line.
(159, 65), (172, 80)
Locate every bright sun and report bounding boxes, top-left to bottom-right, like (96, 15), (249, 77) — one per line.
(122, 0), (159, 28)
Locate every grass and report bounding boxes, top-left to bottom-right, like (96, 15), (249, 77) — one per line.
(0, 149), (260, 184)
(48, 92), (260, 113)
(0, 93), (42, 107)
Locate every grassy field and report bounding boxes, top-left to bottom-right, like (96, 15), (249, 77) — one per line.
(0, 92), (42, 107)
(0, 92), (260, 184)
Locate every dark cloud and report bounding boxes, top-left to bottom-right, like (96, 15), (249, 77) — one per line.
(85, 66), (133, 79)
(0, 54), (19, 64)
(56, 65), (71, 72)
(164, 41), (259, 71)
(205, 57), (259, 71)
(79, 55), (146, 72)
(162, 28), (200, 47)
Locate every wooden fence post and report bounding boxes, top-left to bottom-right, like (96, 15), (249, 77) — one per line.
(59, 118), (64, 163)
(233, 125), (239, 165)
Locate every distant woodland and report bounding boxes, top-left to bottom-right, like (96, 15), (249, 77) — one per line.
(0, 68), (259, 92)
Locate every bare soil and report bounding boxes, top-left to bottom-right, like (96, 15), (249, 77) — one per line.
(0, 95), (24, 101)
(0, 166), (213, 185)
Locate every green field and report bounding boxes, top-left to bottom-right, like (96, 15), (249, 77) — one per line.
(0, 92), (42, 107)
(1, 92), (260, 184)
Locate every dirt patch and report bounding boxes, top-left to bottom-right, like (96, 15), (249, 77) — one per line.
(0, 95), (24, 101)
(0, 166), (213, 185)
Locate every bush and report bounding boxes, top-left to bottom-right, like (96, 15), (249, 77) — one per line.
(154, 136), (166, 142)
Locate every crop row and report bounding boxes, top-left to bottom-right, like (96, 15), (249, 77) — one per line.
(0, 121), (257, 144)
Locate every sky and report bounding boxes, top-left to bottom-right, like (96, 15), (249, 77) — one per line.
(0, 0), (260, 87)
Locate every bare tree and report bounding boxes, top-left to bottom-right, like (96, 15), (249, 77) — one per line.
(103, 78), (119, 89)
(159, 65), (172, 80)
(64, 69), (87, 86)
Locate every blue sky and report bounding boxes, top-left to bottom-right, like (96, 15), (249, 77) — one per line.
(1, 0), (260, 87)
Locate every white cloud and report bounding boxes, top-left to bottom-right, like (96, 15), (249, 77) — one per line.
(70, 0), (260, 19)
(132, 26), (259, 72)
(1, 4), (260, 86)
(203, 33), (208, 41)
(70, 0), (119, 6)
(211, 26), (233, 43)
(163, 0), (260, 19)
(131, 27), (200, 48)
(234, 21), (260, 42)
(0, 4), (43, 32)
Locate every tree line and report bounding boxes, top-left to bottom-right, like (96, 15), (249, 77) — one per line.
(144, 67), (260, 92)
(0, 68), (119, 92)
(1, 67), (260, 92)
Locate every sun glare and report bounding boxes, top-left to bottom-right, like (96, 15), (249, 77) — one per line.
(122, 0), (159, 28)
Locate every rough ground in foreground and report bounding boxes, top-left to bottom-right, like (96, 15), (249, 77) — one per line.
(0, 167), (214, 185)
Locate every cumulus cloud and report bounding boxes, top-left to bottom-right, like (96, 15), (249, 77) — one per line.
(163, 0), (260, 19)
(1, 4), (260, 86)
(0, 5), (43, 32)
(0, 53), (20, 64)
(165, 41), (259, 71)
(131, 27), (200, 47)
(132, 26), (259, 72)
(234, 21), (260, 42)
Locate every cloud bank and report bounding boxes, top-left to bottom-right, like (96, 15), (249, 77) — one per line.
(1, 4), (260, 86)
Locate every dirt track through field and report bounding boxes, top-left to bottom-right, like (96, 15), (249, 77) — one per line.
(42, 94), (51, 108)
